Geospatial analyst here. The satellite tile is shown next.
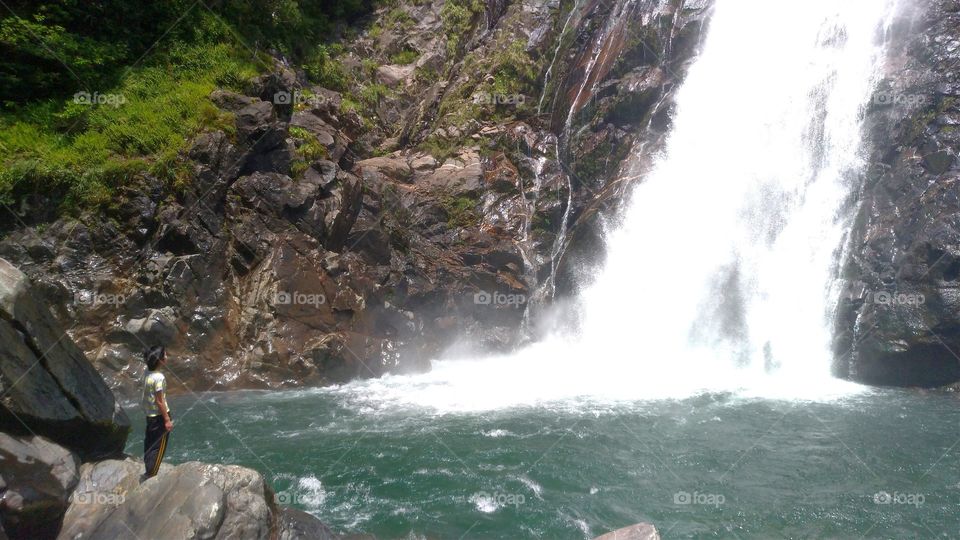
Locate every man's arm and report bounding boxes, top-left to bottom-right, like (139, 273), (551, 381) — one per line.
(154, 391), (173, 431)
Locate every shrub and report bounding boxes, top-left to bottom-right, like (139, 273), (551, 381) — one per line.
(0, 41), (256, 210)
(390, 49), (419, 65)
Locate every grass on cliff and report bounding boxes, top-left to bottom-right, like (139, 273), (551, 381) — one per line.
(0, 41), (258, 210)
(441, 0), (485, 56)
(0, 0), (377, 214)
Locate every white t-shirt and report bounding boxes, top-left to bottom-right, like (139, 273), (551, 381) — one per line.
(141, 371), (168, 417)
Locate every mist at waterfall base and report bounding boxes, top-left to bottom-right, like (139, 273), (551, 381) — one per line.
(142, 1), (960, 538)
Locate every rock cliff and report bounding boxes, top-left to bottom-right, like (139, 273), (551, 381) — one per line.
(0, 257), (335, 539)
(834, 0), (960, 387)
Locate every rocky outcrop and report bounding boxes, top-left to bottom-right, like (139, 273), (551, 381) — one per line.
(57, 457), (163, 540)
(57, 459), (335, 540)
(79, 462), (273, 539)
(592, 522), (660, 540)
(0, 259), (129, 460)
(0, 434), (340, 540)
(0, 272), (338, 540)
(276, 507), (340, 540)
(0, 434), (79, 539)
(834, 0), (960, 387)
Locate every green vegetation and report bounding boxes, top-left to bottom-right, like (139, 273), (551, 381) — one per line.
(432, 36), (537, 135)
(304, 45), (351, 91)
(385, 6), (415, 29)
(0, 39), (254, 208)
(439, 194), (480, 228)
(419, 135), (463, 163)
(609, 24), (660, 79)
(359, 83), (390, 108)
(390, 49), (419, 65)
(532, 212), (555, 235)
(0, 0), (375, 211)
(489, 40), (538, 99)
(572, 138), (630, 185)
(441, 0), (484, 57)
(290, 127), (329, 159)
(0, 1), (375, 104)
(288, 126), (329, 178)
(904, 96), (954, 144)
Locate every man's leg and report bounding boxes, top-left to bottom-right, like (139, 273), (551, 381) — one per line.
(144, 417), (164, 477)
(150, 430), (169, 477)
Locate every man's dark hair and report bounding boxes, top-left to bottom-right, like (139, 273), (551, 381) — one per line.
(145, 346), (165, 371)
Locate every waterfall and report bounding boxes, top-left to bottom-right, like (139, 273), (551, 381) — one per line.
(342, 0), (896, 411)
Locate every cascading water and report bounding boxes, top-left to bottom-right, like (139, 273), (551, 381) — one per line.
(336, 0), (896, 411)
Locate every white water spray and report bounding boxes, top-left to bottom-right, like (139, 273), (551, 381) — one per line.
(335, 0), (896, 411)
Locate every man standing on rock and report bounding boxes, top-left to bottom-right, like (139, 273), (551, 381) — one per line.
(142, 345), (173, 478)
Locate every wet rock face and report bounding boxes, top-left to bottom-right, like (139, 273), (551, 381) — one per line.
(551, 0), (715, 296)
(834, 0), (960, 387)
(0, 83), (537, 396)
(0, 259), (129, 460)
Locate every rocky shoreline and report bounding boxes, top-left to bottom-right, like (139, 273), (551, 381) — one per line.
(0, 258), (338, 539)
(1, 256), (660, 539)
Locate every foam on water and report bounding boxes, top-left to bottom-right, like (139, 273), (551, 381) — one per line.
(334, 0), (896, 412)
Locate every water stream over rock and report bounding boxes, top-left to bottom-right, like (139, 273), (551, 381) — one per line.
(341, 0), (898, 411)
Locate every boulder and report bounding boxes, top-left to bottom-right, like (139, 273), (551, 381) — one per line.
(122, 307), (178, 346)
(73, 461), (336, 540)
(0, 434), (79, 540)
(357, 155), (414, 184)
(276, 507), (338, 540)
(375, 64), (415, 87)
(592, 522), (660, 540)
(209, 90), (257, 113)
(57, 457), (170, 539)
(84, 462), (272, 539)
(235, 101), (276, 138)
(417, 150), (483, 196)
(0, 259), (129, 460)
